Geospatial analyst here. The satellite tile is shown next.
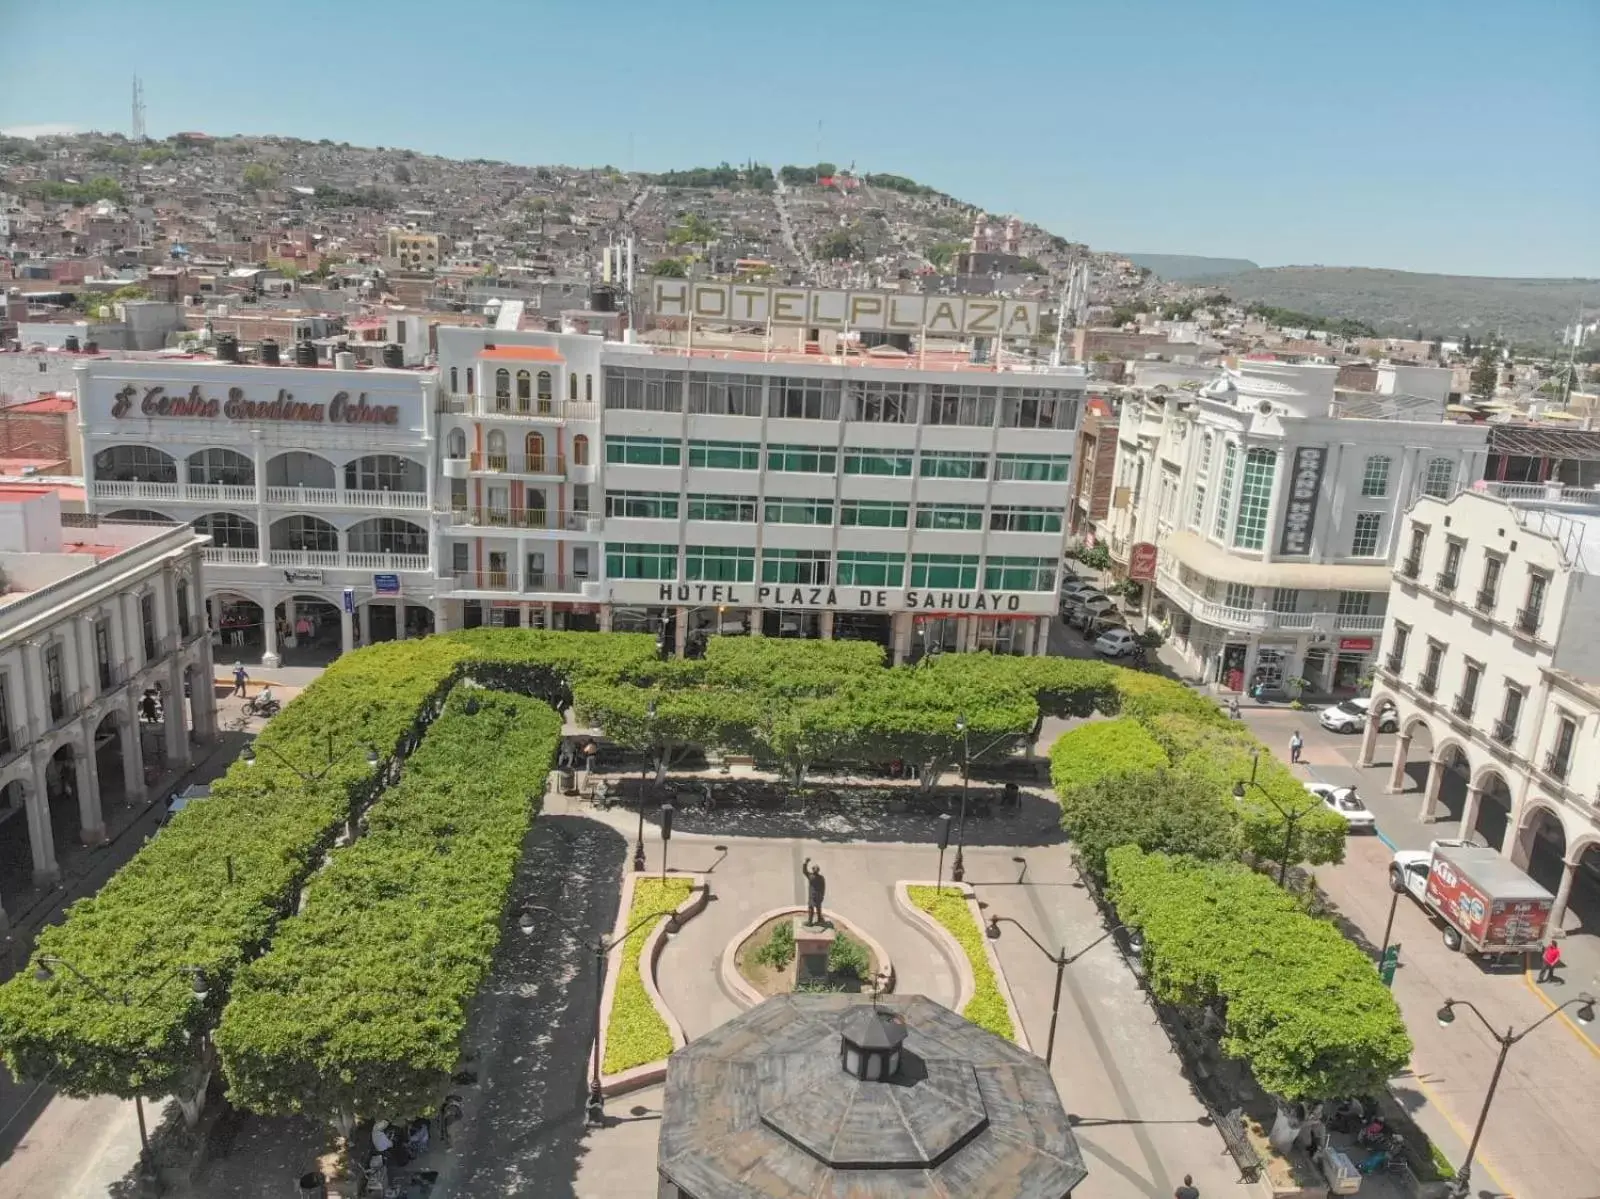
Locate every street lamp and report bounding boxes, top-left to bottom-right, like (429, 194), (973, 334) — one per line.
(951, 713), (1018, 884)
(32, 954), (209, 1187)
(983, 917), (1131, 1066)
(242, 735), (380, 783)
(518, 903), (683, 1124)
(1232, 749), (1319, 887)
(634, 699), (657, 872)
(1435, 993), (1595, 1199)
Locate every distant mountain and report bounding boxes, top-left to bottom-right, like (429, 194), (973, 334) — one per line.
(1193, 266), (1600, 347)
(1124, 253), (1259, 280)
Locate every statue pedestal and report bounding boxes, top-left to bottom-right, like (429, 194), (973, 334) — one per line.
(793, 917), (836, 984)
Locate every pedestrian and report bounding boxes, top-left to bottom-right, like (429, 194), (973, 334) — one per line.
(1289, 730), (1304, 764)
(231, 661), (249, 697)
(1174, 1174), (1200, 1199)
(1537, 939), (1562, 983)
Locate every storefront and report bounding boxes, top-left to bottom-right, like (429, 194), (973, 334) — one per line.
(1333, 638), (1373, 691)
(762, 609), (823, 639)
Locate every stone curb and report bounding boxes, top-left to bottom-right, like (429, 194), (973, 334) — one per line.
(893, 880), (1032, 1054)
(718, 907), (897, 1008)
(596, 870), (708, 1097)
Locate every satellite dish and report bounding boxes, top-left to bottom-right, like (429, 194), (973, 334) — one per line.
(1257, 400), (1274, 415)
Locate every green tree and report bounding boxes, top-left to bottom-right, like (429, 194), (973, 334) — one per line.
(525, 197), (549, 245)
(668, 213), (717, 253)
(649, 257), (687, 277)
(925, 241), (963, 269)
(1059, 768), (1242, 881)
(241, 162), (279, 191)
(814, 228), (862, 261)
(1470, 351), (1499, 400)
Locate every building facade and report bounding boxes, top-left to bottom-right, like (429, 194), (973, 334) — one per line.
(1365, 482), (1600, 937)
(76, 356), (438, 665)
(0, 490), (214, 926)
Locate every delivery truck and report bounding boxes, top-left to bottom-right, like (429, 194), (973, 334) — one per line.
(1389, 840), (1553, 958)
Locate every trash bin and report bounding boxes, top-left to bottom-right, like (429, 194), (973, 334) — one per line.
(297, 1171), (327, 1199)
(1003, 781), (1019, 808)
(560, 768), (577, 795)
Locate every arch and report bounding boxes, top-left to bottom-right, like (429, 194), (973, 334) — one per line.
(93, 444), (177, 483)
(495, 368), (511, 402)
(266, 450), (337, 490)
(569, 372), (578, 401)
(104, 508), (174, 524)
(465, 367), (474, 395)
(1469, 761), (1512, 794)
(446, 428), (467, 459)
(572, 433), (590, 466)
(525, 431), (546, 463)
(344, 454), (425, 493)
(45, 742), (80, 850)
(516, 370), (531, 403)
(347, 517), (428, 557)
(186, 447), (255, 487)
(537, 370), (553, 402)
(486, 429), (508, 457)
(0, 776), (33, 899)
(193, 512), (259, 549)
(1512, 799), (1571, 898)
(450, 366), (459, 393)
(585, 374), (593, 403)
(269, 514), (339, 553)
(1468, 765), (1514, 850)
(92, 709), (128, 810)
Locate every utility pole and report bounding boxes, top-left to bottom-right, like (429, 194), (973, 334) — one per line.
(131, 76), (146, 142)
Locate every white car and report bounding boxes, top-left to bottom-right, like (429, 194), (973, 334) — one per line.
(1095, 628), (1139, 657)
(1066, 593), (1115, 626)
(1318, 697), (1399, 735)
(1303, 782), (1376, 833)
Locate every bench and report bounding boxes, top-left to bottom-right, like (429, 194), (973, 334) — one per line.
(1215, 1107), (1264, 1183)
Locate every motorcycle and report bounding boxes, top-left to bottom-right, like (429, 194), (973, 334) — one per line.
(242, 695), (280, 718)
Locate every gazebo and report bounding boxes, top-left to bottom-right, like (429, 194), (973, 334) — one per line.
(657, 993), (1087, 1197)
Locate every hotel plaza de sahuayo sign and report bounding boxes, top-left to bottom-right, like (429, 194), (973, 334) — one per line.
(110, 384), (401, 426)
(650, 279), (1041, 339)
(609, 581), (1056, 615)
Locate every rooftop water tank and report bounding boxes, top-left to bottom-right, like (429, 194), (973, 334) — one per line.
(260, 338), (281, 366)
(295, 339), (317, 367)
(381, 342), (404, 369)
(64, 335), (80, 352)
(217, 335), (240, 363)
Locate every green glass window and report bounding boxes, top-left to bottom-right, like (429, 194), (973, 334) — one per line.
(764, 497), (834, 525)
(685, 545), (755, 583)
(910, 553), (979, 588)
(766, 444), (838, 473)
(688, 439), (761, 470)
(606, 436), (681, 467)
(988, 506), (1062, 533)
(686, 493), (757, 522)
(836, 551), (906, 587)
(994, 453), (1072, 482)
(839, 500), (909, 528)
(762, 549), (831, 585)
(843, 449), (913, 476)
(604, 490), (680, 520)
(983, 555), (1056, 590)
(1212, 443), (1238, 541)
(605, 542), (678, 580)
(1231, 448), (1277, 550)
(915, 503), (983, 531)
(919, 450), (987, 479)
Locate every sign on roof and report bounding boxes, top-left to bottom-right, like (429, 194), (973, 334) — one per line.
(649, 279), (1039, 339)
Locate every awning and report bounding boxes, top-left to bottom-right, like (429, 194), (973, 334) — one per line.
(1159, 531), (1393, 591)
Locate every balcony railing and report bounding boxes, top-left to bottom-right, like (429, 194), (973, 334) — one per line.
(1154, 567), (1383, 634)
(0, 722), (31, 764)
(443, 571), (591, 595)
(1515, 606), (1542, 636)
(442, 506), (600, 533)
(467, 452), (566, 476)
(1417, 671), (1439, 696)
(1435, 570), (1458, 593)
(202, 547), (262, 566)
(1492, 718), (1517, 747)
(263, 550), (430, 572)
(472, 397), (598, 422)
(48, 691), (79, 729)
(1384, 652), (1405, 674)
(263, 486), (429, 511)
(1399, 555), (1421, 580)
(1543, 749), (1571, 781)
(94, 480), (428, 511)
(1451, 695), (1476, 720)
(1474, 588), (1497, 613)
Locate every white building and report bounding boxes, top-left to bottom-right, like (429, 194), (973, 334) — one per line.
(1111, 361), (1487, 693)
(1365, 482), (1600, 936)
(0, 489), (213, 927)
(76, 356), (438, 665)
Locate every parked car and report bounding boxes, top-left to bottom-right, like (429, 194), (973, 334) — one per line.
(1094, 628), (1139, 658)
(1303, 782), (1376, 833)
(1066, 594), (1115, 627)
(1318, 696), (1399, 734)
(162, 784), (212, 828)
(1083, 611), (1129, 638)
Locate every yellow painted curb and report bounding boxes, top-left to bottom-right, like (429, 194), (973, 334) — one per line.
(1521, 967), (1600, 1058)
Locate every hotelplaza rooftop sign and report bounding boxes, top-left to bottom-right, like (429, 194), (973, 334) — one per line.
(650, 279), (1040, 339)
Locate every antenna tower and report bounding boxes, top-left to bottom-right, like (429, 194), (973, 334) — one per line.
(132, 76), (147, 141)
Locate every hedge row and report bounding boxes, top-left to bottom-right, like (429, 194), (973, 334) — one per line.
(602, 877), (696, 1075)
(1105, 847), (1412, 1100)
(214, 689), (561, 1121)
(906, 886), (1015, 1041)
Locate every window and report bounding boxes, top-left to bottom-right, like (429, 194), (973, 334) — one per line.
(1403, 523), (1426, 575)
(1224, 582), (1253, 610)
(516, 370), (531, 404)
(762, 549), (831, 585)
(449, 366), (458, 393)
(910, 553), (980, 588)
(1387, 623), (1410, 671)
(836, 551), (905, 587)
(926, 384), (997, 427)
(994, 453), (1071, 482)
(1337, 591), (1372, 617)
(766, 444), (837, 473)
(1521, 571), (1549, 632)
(45, 643), (65, 721)
(1423, 457), (1456, 498)
(769, 376), (841, 420)
(188, 446), (254, 486)
(140, 593), (156, 662)
(572, 484), (590, 514)
(495, 368), (510, 405)
(988, 506), (1063, 533)
(1231, 448), (1277, 549)
(537, 371), (553, 403)
(1189, 483), (1207, 530)
(605, 543), (678, 580)
(1361, 455), (1391, 498)
(1212, 443), (1238, 540)
(176, 578), (191, 640)
(1478, 554), (1503, 610)
(848, 380), (918, 423)
(687, 372), (764, 415)
(0, 679), (11, 753)
(1441, 539), (1463, 586)
(1421, 641), (1444, 693)
(447, 428), (467, 459)
(1270, 588), (1299, 613)
(1352, 512), (1383, 557)
(465, 367), (473, 396)
(1548, 716), (1577, 778)
(585, 374), (593, 403)
(1497, 684), (1524, 742)
(604, 367), (684, 412)
(919, 450), (987, 479)
(843, 449), (913, 476)
(452, 543), (469, 573)
(606, 436), (681, 467)
(685, 545), (754, 583)
(605, 490), (679, 520)
(570, 373), (578, 401)
(688, 439), (761, 470)
(572, 434), (590, 466)
(572, 546), (591, 577)
(984, 556), (1055, 590)
(915, 503), (983, 531)
(838, 500), (908, 528)
(688, 493), (757, 522)
(194, 512), (258, 549)
(1001, 388), (1077, 430)
(765, 497), (834, 525)
(95, 619), (112, 689)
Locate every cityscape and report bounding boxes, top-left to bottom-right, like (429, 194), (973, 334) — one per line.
(1, 4), (1599, 1198)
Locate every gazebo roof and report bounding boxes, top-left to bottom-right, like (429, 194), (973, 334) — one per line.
(658, 993), (1087, 1199)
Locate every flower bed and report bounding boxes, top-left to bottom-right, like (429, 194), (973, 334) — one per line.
(602, 876), (695, 1076)
(905, 885), (1015, 1042)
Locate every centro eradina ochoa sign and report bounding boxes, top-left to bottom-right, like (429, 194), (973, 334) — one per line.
(650, 279), (1040, 339)
(610, 581), (1054, 615)
(111, 384), (401, 426)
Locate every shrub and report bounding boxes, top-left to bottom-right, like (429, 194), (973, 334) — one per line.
(1059, 768), (1242, 881)
(754, 920), (796, 970)
(602, 876), (694, 1075)
(828, 932), (871, 981)
(906, 886), (1014, 1041)
(1048, 718), (1167, 799)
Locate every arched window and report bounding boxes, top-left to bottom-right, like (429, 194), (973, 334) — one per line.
(450, 366), (459, 393)
(1361, 455), (1391, 498)
(537, 370), (553, 401)
(274, 515), (338, 553)
(348, 518), (428, 556)
(516, 369), (531, 405)
(569, 373), (578, 401)
(465, 367), (474, 396)
(585, 374), (593, 403)
(572, 434), (590, 466)
(446, 429), (467, 459)
(187, 447), (254, 487)
(1423, 457), (1456, 499)
(494, 368), (511, 410)
(525, 432), (546, 469)
(194, 512), (258, 549)
(486, 430), (507, 455)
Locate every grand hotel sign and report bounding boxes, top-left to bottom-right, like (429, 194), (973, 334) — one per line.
(610, 581), (1055, 615)
(110, 384), (401, 426)
(650, 279), (1040, 338)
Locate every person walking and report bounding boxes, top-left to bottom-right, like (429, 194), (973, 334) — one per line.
(1289, 730), (1304, 764)
(231, 661), (249, 697)
(1537, 939), (1562, 983)
(1174, 1174), (1200, 1199)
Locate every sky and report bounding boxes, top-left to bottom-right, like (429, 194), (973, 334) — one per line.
(2, 0), (1597, 277)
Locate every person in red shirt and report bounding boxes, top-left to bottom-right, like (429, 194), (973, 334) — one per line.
(1537, 939), (1562, 983)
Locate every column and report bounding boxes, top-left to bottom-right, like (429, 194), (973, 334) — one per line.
(260, 588), (280, 668)
(1418, 755), (1446, 822)
(520, 602), (533, 629)
(394, 599), (408, 639)
(76, 615), (98, 705)
(152, 570), (173, 658)
(21, 642), (48, 730)
(1359, 710), (1383, 767)
(1035, 615), (1051, 656)
(596, 605), (612, 633)
(340, 604), (355, 654)
(674, 607), (688, 658)
(750, 608), (764, 637)
(434, 600), (455, 634)
(892, 613), (912, 665)
(252, 435), (270, 566)
(120, 697), (146, 804)
(27, 754), (59, 884)
(1020, 619), (1037, 657)
(1548, 856), (1581, 934)
(74, 727), (105, 844)
(190, 643), (218, 744)
(1385, 734), (1411, 793)
(283, 597), (298, 648)
(1457, 783), (1483, 842)
(818, 610), (835, 641)
(166, 656), (191, 774)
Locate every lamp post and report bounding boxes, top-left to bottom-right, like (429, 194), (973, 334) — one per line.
(242, 734), (379, 783)
(950, 714), (1017, 884)
(1231, 749), (1318, 887)
(634, 700), (656, 872)
(32, 954), (209, 1187)
(983, 917), (1131, 1066)
(1435, 992), (1595, 1199)
(519, 904), (684, 1124)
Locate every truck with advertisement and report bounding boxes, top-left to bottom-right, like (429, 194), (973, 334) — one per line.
(1389, 841), (1553, 958)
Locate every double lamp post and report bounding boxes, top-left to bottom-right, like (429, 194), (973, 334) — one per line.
(982, 916), (1133, 1066)
(1232, 748), (1319, 887)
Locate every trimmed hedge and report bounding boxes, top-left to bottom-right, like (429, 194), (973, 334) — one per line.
(214, 689), (560, 1121)
(907, 886), (1015, 1041)
(602, 877), (694, 1074)
(1106, 847), (1412, 1101)
(1048, 717), (1167, 798)
(1059, 767), (1242, 881)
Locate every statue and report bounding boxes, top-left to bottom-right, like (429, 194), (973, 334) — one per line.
(802, 858), (826, 927)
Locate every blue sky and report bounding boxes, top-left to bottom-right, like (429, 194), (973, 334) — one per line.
(3, 0), (1596, 277)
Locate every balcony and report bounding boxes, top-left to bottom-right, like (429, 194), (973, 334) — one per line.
(1417, 672), (1439, 696)
(1474, 588), (1497, 613)
(443, 570), (593, 596)
(1515, 606), (1542, 636)
(93, 479), (253, 505)
(442, 506), (600, 534)
(1435, 570), (1458, 594)
(264, 550), (430, 572)
(1451, 695), (1476, 721)
(467, 452), (566, 478)
(202, 547), (262, 566)
(93, 480), (429, 512)
(473, 398), (599, 422)
(1543, 749), (1571, 781)
(1492, 718), (1517, 747)
(1399, 555), (1421, 580)
(263, 486), (428, 512)
(1156, 566), (1386, 635)
(1384, 652), (1405, 674)
(47, 691), (79, 729)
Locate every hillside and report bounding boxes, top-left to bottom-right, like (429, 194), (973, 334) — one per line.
(1193, 266), (1600, 347)
(1124, 253), (1258, 280)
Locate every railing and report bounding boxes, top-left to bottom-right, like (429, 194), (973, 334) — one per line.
(467, 452), (566, 476)
(184, 482), (258, 504)
(445, 569), (518, 593)
(48, 691), (80, 729)
(94, 479), (429, 511)
(263, 486), (429, 511)
(1492, 718), (1517, 747)
(1451, 695), (1475, 720)
(0, 723), (29, 765)
(1482, 480), (1600, 508)
(1474, 587), (1497, 613)
(93, 480), (180, 502)
(1435, 570), (1457, 593)
(203, 547), (262, 566)
(1543, 749), (1570, 781)
(1417, 672), (1438, 696)
(443, 506), (600, 533)
(265, 550), (341, 568)
(446, 396), (598, 422)
(1156, 567), (1384, 634)
(443, 571), (590, 595)
(1515, 606), (1542, 636)
(346, 552), (430, 572)
(1399, 555), (1421, 580)
(435, 395), (468, 414)
(1384, 652), (1405, 674)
